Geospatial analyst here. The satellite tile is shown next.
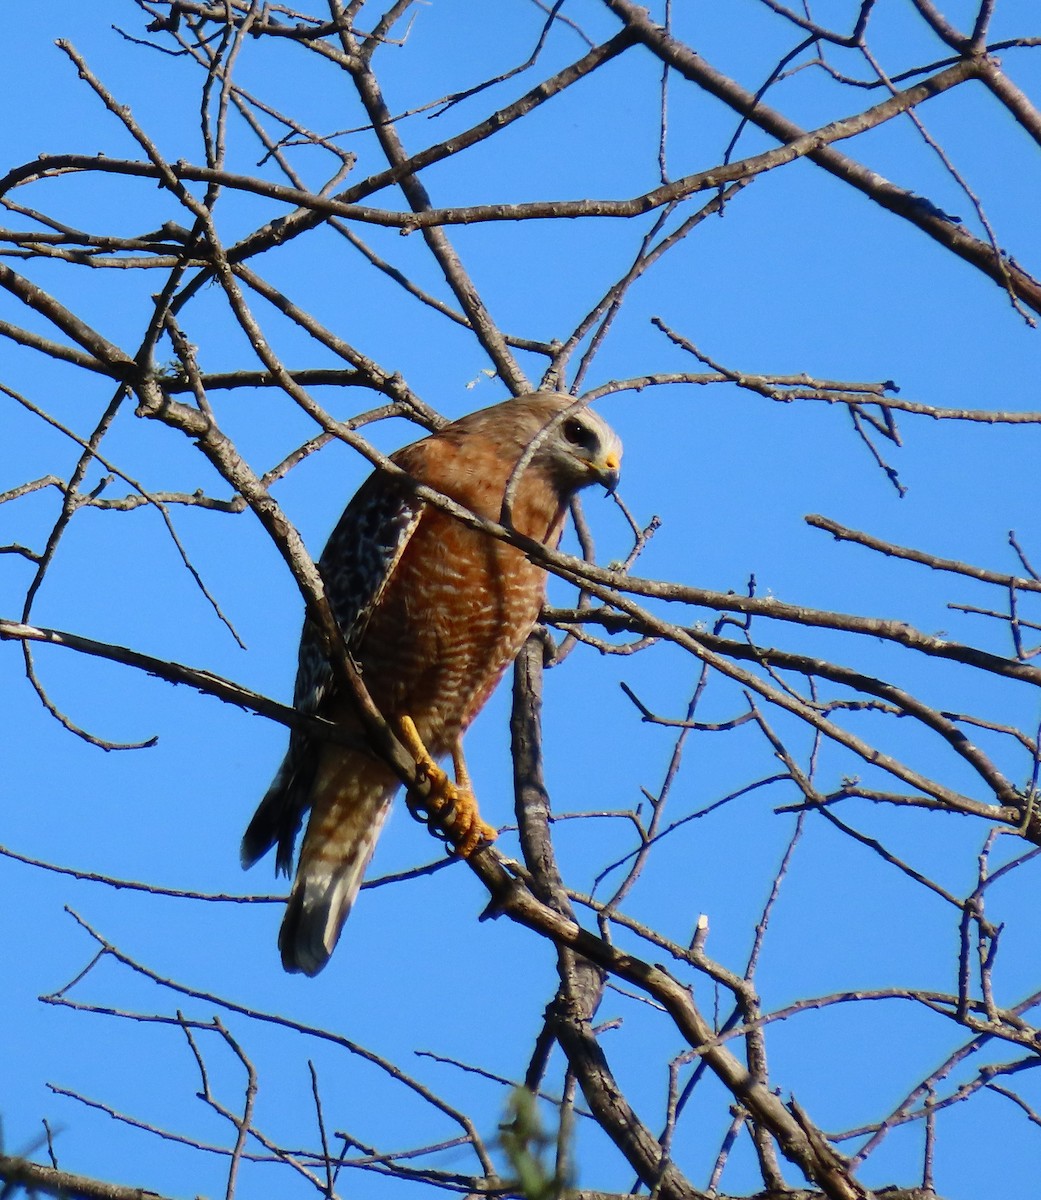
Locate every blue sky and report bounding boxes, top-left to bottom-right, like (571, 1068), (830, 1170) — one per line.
(3, 3), (1041, 1198)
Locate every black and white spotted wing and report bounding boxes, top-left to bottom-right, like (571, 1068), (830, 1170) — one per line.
(241, 472), (423, 874)
(295, 474), (424, 717)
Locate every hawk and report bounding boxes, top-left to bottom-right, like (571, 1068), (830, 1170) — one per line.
(241, 392), (622, 975)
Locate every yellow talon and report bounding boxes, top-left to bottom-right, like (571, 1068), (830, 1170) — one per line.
(397, 716), (497, 857)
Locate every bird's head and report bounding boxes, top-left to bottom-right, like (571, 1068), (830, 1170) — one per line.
(517, 392), (623, 496)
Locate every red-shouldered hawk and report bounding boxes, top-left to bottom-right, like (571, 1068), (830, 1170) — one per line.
(241, 392), (622, 975)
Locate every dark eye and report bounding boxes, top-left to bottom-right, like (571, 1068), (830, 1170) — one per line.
(563, 417), (593, 448)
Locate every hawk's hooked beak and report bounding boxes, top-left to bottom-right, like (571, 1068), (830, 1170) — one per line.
(592, 447), (622, 494)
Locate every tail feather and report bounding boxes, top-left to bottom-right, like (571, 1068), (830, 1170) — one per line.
(278, 794), (392, 976)
(241, 751), (313, 875)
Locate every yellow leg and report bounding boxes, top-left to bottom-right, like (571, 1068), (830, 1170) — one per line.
(451, 742), (473, 793)
(397, 716), (497, 857)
